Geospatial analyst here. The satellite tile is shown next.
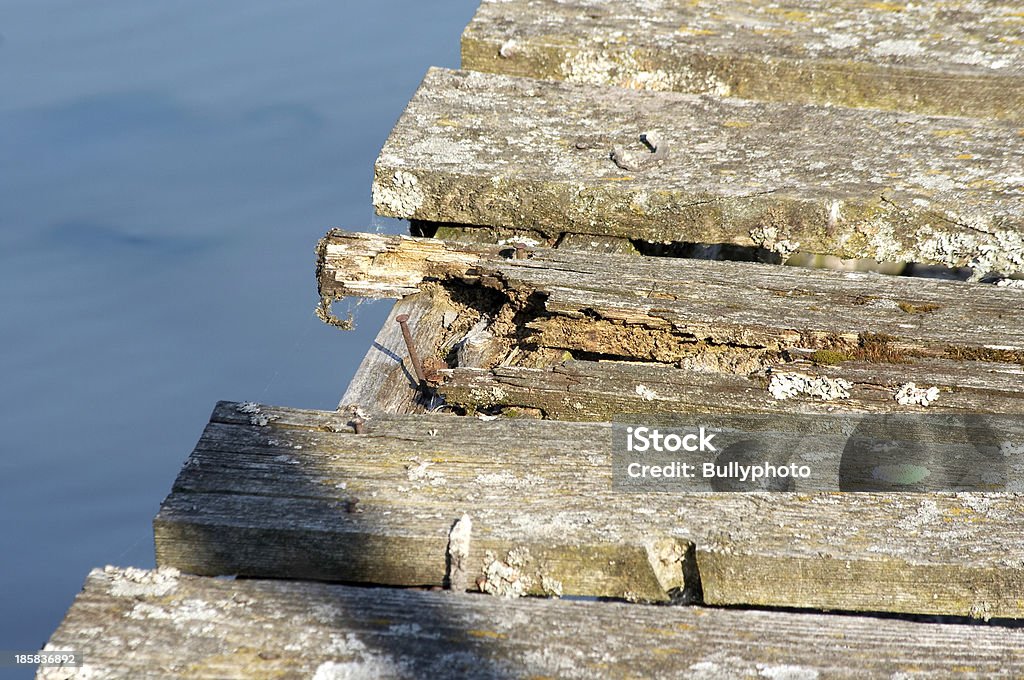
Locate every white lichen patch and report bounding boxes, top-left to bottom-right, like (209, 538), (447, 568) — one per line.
(995, 278), (1024, 289)
(308, 602), (343, 625)
(236, 402), (274, 427)
(953, 49), (1011, 70)
(106, 565), (180, 598)
(970, 600), (994, 622)
(479, 548), (534, 598)
(825, 33), (861, 50)
(540, 574), (563, 597)
(474, 470), (543, 490)
(499, 38), (519, 58)
(372, 170), (425, 218)
(894, 382), (940, 407)
(560, 48), (729, 95)
(913, 220), (1024, 279)
(908, 172), (956, 192)
(871, 39), (924, 58)
(496, 236), (542, 247)
(749, 225), (800, 259)
(999, 441), (1024, 458)
(406, 460), (446, 485)
(758, 664), (820, 680)
(312, 657), (402, 680)
(768, 372), (852, 401)
(128, 598), (219, 627)
(635, 384), (658, 401)
(897, 499), (942, 532)
(689, 654), (766, 679)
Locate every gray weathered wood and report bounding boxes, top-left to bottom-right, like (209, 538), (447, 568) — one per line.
(462, 0), (1024, 122)
(317, 230), (1023, 411)
(339, 294), (451, 414)
(42, 567), (1024, 679)
(373, 68), (1024, 275)
(155, 401), (1024, 617)
(438, 358), (1024, 420)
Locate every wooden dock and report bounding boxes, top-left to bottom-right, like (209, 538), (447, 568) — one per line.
(41, 1), (1024, 677)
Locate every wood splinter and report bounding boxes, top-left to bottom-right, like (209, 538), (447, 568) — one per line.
(446, 514), (473, 593)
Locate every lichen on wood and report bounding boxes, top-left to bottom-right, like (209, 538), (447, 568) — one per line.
(153, 401), (1024, 617)
(462, 0), (1024, 121)
(319, 230), (1024, 414)
(44, 567), (1024, 679)
(373, 68), (1024, 276)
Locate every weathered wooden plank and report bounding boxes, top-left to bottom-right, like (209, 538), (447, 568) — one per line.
(437, 358), (1024, 420)
(43, 567), (1024, 680)
(338, 294), (449, 414)
(155, 402), (1024, 617)
(317, 230), (1024, 409)
(461, 0), (1024, 122)
(373, 68), (1024, 276)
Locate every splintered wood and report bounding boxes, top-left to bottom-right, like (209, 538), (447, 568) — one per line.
(318, 229), (1024, 415)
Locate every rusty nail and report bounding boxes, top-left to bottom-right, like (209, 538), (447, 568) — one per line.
(514, 243), (527, 259)
(352, 417), (365, 435)
(395, 313), (428, 384)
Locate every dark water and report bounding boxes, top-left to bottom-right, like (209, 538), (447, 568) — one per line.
(0, 1), (478, 673)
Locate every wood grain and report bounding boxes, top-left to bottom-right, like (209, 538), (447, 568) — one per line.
(372, 69), (1024, 275)
(318, 229), (1024, 413)
(154, 402), (1024, 617)
(462, 0), (1024, 121)
(42, 566), (1024, 679)
(438, 359), (1024, 419)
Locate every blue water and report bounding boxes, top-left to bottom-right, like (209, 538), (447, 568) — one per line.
(0, 1), (478, 674)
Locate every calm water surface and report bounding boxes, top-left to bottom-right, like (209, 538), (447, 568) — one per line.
(0, 2), (477, 674)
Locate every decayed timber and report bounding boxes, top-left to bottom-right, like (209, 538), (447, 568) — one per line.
(339, 294), (451, 414)
(462, 0), (1024, 122)
(155, 402), (1024, 617)
(438, 359), (1024, 420)
(373, 68), (1024, 275)
(43, 567), (1024, 680)
(317, 230), (1024, 410)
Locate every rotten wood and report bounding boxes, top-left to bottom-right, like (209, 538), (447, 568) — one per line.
(437, 358), (1024, 420)
(372, 68), (1024, 276)
(154, 401), (1024, 617)
(462, 0), (1024, 122)
(338, 294), (447, 414)
(43, 567), (1024, 679)
(317, 230), (1023, 412)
